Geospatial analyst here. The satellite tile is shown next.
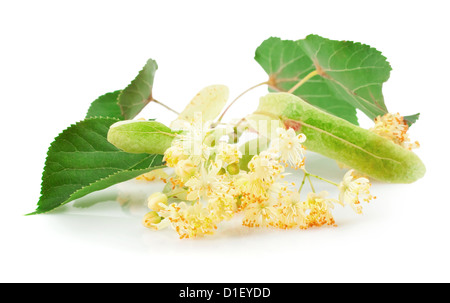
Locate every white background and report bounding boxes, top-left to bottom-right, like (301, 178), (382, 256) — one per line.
(1, 0), (449, 283)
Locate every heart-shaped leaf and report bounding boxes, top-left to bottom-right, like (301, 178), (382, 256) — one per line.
(31, 117), (165, 214)
(255, 37), (358, 124)
(255, 35), (420, 126)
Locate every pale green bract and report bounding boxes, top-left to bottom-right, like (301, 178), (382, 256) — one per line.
(107, 120), (177, 154)
(251, 92), (425, 183)
(170, 84), (229, 128)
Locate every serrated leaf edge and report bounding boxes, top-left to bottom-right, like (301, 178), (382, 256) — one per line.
(117, 59), (158, 120)
(30, 116), (165, 215)
(85, 90), (123, 119)
(30, 161), (165, 215)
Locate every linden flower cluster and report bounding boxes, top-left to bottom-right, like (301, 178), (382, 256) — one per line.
(142, 118), (375, 239)
(370, 112), (420, 150)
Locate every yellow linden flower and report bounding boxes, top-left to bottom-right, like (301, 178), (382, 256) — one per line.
(145, 107), (382, 238)
(241, 194), (278, 228)
(163, 140), (188, 168)
(235, 172), (269, 198)
(142, 211), (162, 230)
(276, 191), (307, 229)
(216, 141), (242, 165)
(185, 161), (230, 201)
(207, 195), (238, 222)
(166, 113), (216, 169)
(176, 115), (213, 159)
(248, 151), (284, 185)
(338, 170), (373, 214)
(147, 192), (168, 212)
(370, 112), (420, 150)
(303, 191), (338, 228)
(270, 128), (306, 169)
(174, 158), (197, 180)
(234, 151), (286, 199)
(135, 168), (169, 181)
(161, 201), (218, 239)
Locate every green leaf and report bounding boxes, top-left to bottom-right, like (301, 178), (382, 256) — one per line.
(118, 59), (158, 120)
(85, 59), (158, 120)
(255, 37), (358, 125)
(298, 34), (391, 120)
(255, 35), (418, 125)
(31, 117), (165, 214)
(85, 90), (123, 119)
(404, 113), (420, 127)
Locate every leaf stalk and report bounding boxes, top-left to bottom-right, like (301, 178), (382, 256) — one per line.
(287, 70), (318, 94)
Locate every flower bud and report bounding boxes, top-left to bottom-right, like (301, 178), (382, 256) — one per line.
(175, 159), (197, 179)
(203, 134), (216, 147)
(147, 192), (168, 211)
(227, 162), (240, 175)
(142, 211), (162, 229)
(163, 142), (188, 168)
